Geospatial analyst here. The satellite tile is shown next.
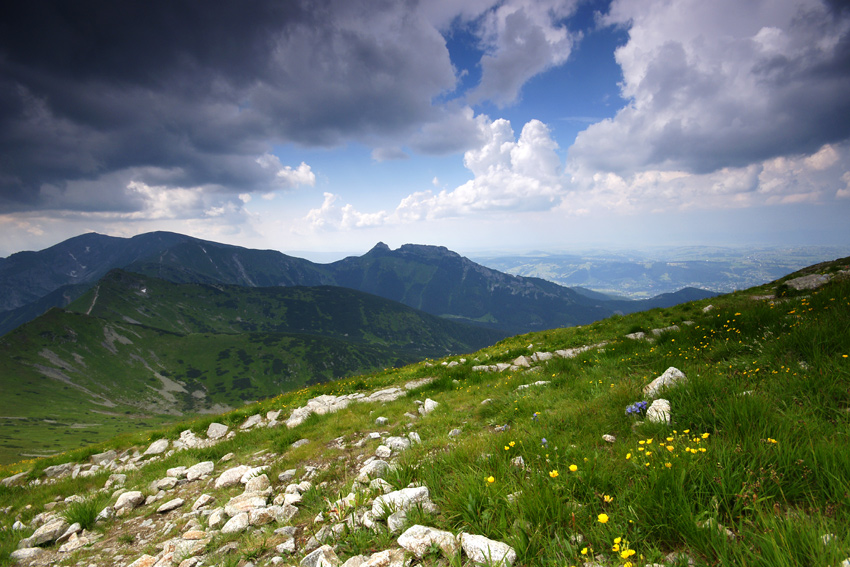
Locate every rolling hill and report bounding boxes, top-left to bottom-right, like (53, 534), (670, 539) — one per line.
(0, 270), (503, 463)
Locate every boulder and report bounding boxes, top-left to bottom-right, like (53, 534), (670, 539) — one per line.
(114, 490), (145, 511)
(301, 545), (341, 567)
(643, 367), (686, 398)
(646, 399), (672, 424)
(214, 465), (252, 489)
(385, 437), (411, 452)
(207, 423), (229, 440)
(362, 549), (409, 567)
(398, 525), (459, 558)
(156, 498), (184, 514)
(221, 512), (250, 534)
(240, 414), (264, 430)
(143, 439), (169, 456)
(356, 460), (390, 483)
(372, 486), (430, 519)
(185, 461), (214, 481)
(31, 517), (69, 545)
(419, 399), (439, 415)
(10, 548), (44, 563)
(458, 533), (517, 566)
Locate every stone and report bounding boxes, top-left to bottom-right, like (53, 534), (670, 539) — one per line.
(224, 492), (268, 517)
(385, 436), (411, 452)
(301, 545), (341, 567)
(43, 463), (73, 478)
(31, 517), (69, 545)
(278, 469), (297, 483)
(408, 432), (421, 444)
(372, 486), (430, 519)
(1, 472), (28, 487)
(58, 532), (89, 553)
(375, 417), (389, 426)
(240, 466), (269, 484)
(91, 449), (118, 466)
(398, 524), (460, 558)
(643, 367), (686, 398)
(144, 439), (169, 456)
(276, 538), (297, 554)
(602, 434), (616, 443)
(357, 459), (390, 483)
(448, 428), (462, 437)
(387, 510), (407, 533)
(646, 399), (672, 424)
(341, 556), (367, 567)
(153, 476), (179, 491)
(114, 490), (145, 511)
(191, 494), (214, 510)
(214, 465), (252, 489)
(156, 498), (185, 513)
(245, 473), (271, 492)
(459, 532), (517, 566)
(167, 466), (188, 478)
(419, 399), (439, 415)
(512, 355), (532, 368)
(375, 445), (393, 459)
(240, 414), (264, 430)
(55, 522), (81, 544)
(786, 273), (832, 290)
(221, 512), (250, 534)
(10, 548), (44, 563)
(207, 422), (229, 440)
(362, 549), (410, 567)
(127, 555), (158, 567)
(185, 461), (214, 481)
(249, 507), (276, 526)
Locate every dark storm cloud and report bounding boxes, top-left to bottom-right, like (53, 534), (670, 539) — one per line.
(0, 0), (458, 211)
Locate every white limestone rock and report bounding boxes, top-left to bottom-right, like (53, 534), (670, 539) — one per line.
(398, 525), (459, 558)
(646, 399), (672, 424)
(207, 422), (229, 440)
(458, 532), (517, 566)
(643, 367), (686, 398)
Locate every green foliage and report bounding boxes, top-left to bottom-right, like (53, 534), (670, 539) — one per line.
(63, 492), (110, 530)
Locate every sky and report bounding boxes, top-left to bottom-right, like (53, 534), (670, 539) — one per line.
(1, 0), (849, 261)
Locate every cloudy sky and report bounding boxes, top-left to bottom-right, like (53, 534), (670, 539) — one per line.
(1, 0), (849, 260)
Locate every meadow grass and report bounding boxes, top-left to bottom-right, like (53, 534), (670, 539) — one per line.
(0, 263), (847, 566)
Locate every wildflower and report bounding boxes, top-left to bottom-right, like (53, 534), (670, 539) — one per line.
(603, 494), (614, 503)
(549, 470), (559, 478)
(569, 464), (578, 472)
(666, 445), (674, 452)
(598, 513), (609, 524)
(504, 446), (510, 451)
(532, 412), (540, 421)
(702, 432), (710, 438)
(613, 537), (621, 544)
(541, 438), (548, 447)
(509, 441), (516, 447)
(625, 453), (631, 460)
(621, 549), (636, 558)
(581, 548), (588, 555)
(486, 476), (495, 484)
(612, 543), (620, 551)
(665, 462), (672, 468)
(767, 438), (778, 444)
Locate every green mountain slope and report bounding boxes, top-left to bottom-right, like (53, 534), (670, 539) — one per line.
(0, 271), (503, 464)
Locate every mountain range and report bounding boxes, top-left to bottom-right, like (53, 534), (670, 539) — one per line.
(0, 232), (715, 338)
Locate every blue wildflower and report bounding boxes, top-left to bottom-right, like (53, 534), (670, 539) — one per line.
(541, 438), (548, 447)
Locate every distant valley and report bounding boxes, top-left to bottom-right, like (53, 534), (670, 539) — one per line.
(474, 245), (850, 299)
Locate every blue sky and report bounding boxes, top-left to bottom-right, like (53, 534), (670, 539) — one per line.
(1, 0), (848, 260)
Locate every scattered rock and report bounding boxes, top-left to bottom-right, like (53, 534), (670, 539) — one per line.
(448, 428), (461, 437)
(301, 544), (341, 567)
(221, 512), (250, 534)
(419, 399), (439, 416)
(114, 490), (145, 511)
(375, 417), (389, 426)
(207, 422), (229, 440)
(459, 532), (517, 566)
(10, 548), (44, 563)
(397, 525), (459, 558)
(214, 465), (252, 489)
(602, 434), (616, 443)
(31, 517), (69, 545)
(646, 399), (672, 424)
(156, 498), (184, 514)
(185, 461), (214, 481)
(143, 439), (169, 456)
(643, 367), (686, 398)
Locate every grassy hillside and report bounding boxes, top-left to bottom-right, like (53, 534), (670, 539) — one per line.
(0, 271), (503, 464)
(0, 258), (847, 567)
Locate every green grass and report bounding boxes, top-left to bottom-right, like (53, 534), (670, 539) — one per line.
(0, 260), (848, 566)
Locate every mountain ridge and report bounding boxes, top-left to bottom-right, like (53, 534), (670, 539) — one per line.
(0, 232), (716, 337)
